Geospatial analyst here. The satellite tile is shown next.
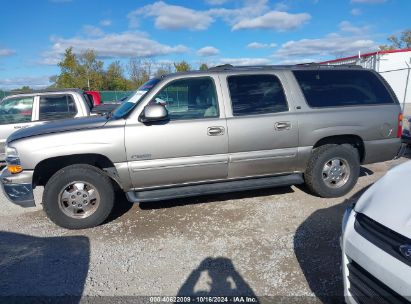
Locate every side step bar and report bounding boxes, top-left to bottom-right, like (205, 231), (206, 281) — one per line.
(126, 173), (304, 203)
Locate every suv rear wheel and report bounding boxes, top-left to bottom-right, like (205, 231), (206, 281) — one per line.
(304, 144), (360, 198)
(43, 164), (114, 229)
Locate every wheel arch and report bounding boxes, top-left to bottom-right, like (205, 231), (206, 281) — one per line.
(313, 134), (365, 162)
(33, 154), (122, 189)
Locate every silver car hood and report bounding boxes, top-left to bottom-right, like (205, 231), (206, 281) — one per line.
(7, 116), (109, 144)
(354, 160), (411, 239)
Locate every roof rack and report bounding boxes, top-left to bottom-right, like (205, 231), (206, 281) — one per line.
(208, 63), (363, 71)
(6, 88), (85, 96)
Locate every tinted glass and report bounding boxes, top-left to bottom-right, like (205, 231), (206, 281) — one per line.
(227, 75), (288, 116)
(152, 77), (219, 120)
(0, 97), (33, 125)
(112, 78), (160, 119)
(293, 70), (395, 107)
(39, 95), (77, 120)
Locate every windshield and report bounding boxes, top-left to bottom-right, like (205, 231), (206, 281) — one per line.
(112, 78), (161, 119)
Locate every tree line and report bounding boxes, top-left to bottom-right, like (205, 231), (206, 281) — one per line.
(48, 47), (209, 91)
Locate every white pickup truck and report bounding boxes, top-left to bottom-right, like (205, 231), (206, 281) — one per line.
(0, 89), (102, 164)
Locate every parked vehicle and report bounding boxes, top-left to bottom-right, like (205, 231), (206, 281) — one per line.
(341, 160), (411, 303)
(0, 64), (402, 229)
(85, 91), (101, 106)
(0, 89), (94, 164)
(402, 116), (411, 146)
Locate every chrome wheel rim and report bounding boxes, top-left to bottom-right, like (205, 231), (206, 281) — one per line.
(322, 158), (350, 188)
(58, 181), (100, 219)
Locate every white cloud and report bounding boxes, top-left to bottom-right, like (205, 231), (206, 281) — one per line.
(274, 34), (377, 60)
(40, 32), (189, 65)
(351, 8), (362, 15)
(0, 48), (15, 57)
(100, 19), (112, 27)
(339, 21), (370, 34)
(128, 1), (214, 30)
(232, 11), (311, 31)
(82, 25), (104, 37)
(274, 1), (289, 11)
(197, 46), (219, 57)
(218, 57), (272, 66)
(351, 0), (386, 3)
(209, 0), (270, 28)
(247, 42), (277, 49)
(128, 1), (310, 32)
(0, 76), (51, 90)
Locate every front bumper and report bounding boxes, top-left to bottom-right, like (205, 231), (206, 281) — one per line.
(341, 210), (411, 303)
(0, 168), (35, 207)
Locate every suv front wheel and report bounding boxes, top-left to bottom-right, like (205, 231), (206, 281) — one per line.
(304, 144), (360, 198)
(43, 164), (115, 229)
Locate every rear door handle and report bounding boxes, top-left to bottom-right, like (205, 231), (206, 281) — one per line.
(207, 126), (225, 136)
(275, 122), (291, 131)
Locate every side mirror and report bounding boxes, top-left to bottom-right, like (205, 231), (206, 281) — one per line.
(140, 104), (169, 123)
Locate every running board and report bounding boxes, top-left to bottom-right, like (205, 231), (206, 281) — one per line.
(126, 173), (304, 203)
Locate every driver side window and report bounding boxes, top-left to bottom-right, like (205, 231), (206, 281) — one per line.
(152, 77), (219, 120)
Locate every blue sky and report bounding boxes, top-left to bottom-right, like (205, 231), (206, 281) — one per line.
(0, 0), (409, 89)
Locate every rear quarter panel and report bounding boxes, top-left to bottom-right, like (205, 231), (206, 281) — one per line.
(286, 70), (402, 167)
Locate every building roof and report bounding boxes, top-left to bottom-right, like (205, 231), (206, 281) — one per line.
(320, 48), (411, 64)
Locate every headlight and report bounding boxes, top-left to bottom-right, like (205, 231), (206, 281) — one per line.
(5, 146), (22, 174)
(5, 146), (19, 158)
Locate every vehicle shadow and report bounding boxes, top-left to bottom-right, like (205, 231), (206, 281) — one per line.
(359, 166), (374, 177)
(0, 231), (89, 301)
(139, 186), (294, 210)
(402, 146), (411, 159)
(177, 257), (259, 301)
(104, 190), (134, 224)
(293, 186), (371, 303)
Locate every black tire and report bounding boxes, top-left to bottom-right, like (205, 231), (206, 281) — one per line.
(304, 144), (360, 198)
(43, 164), (115, 229)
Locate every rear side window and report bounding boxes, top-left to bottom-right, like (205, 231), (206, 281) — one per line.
(293, 70), (395, 107)
(39, 94), (77, 120)
(0, 97), (33, 125)
(227, 74), (288, 116)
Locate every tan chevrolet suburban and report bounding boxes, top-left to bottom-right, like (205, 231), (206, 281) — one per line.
(0, 64), (403, 229)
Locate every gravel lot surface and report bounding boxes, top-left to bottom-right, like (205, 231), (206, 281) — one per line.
(0, 154), (409, 303)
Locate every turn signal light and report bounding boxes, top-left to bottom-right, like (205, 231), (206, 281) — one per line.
(7, 165), (23, 174)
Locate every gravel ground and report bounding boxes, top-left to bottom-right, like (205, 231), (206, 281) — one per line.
(0, 155), (409, 303)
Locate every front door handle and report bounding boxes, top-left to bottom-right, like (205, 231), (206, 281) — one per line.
(275, 122), (291, 131)
(207, 126), (225, 136)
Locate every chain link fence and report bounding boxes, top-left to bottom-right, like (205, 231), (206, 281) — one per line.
(99, 91), (133, 103)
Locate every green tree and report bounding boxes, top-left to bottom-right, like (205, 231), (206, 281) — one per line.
(174, 61), (191, 72)
(79, 49), (104, 90)
(380, 29), (411, 50)
(11, 86), (33, 93)
(55, 47), (83, 88)
(199, 63), (208, 71)
(105, 61), (130, 90)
